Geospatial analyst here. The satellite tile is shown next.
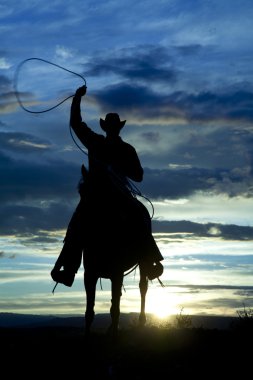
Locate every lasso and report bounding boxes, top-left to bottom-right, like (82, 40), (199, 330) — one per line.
(14, 57), (86, 113)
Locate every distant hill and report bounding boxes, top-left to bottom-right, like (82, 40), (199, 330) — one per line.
(0, 312), (237, 330)
(0, 312), (145, 329)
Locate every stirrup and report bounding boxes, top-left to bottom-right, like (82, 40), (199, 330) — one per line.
(51, 269), (75, 287)
(147, 262), (164, 281)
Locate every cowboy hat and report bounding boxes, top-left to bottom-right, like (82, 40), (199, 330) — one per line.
(100, 113), (126, 132)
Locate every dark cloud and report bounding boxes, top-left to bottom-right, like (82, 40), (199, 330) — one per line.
(0, 74), (20, 113)
(0, 201), (74, 235)
(0, 75), (11, 91)
(0, 138), (82, 235)
(1, 192), (214, 239)
(0, 152), (81, 203)
(140, 167), (215, 199)
(185, 90), (253, 124)
(168, 126), (253, 170)
(93, 82), (253, 125)
(22, 235), (60, 245)
(85, 45), (177, 85)
(141, 131), (160, 143)
(93, 83), (158, 113)
(140, 165), (253, 199)
(83, 45), (253, 125)
(234, 289), (253, 297)
(1, 148), (251, 237)
(0, 151), (12, 165)
(0, 91), (26, 114)
(173, 284), (253, 291)
(152, 220), (253, 241)
(174, 44), (203, 56)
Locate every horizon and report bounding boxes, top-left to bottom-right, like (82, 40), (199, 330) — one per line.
(0, 310), (240, 331)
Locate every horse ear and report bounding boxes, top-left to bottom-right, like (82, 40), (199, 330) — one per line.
(81, 164), (88, 177)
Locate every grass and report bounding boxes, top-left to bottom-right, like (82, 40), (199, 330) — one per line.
(2, 308), (252, 379)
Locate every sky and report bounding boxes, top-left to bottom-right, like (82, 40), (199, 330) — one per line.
(1, 0), (253, 321)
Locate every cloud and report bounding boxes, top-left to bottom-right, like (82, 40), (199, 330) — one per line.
(0, 75), (11, 90)
(93, 83), (161, 116)
(140, 167), (219, 199)
(0, 151), (80, 203)
(139, 167), (253, 199)
(0, 201), (74, 236)
(79, 45), (253, 126)
(0, 69), (35, 115)
(0, 133), (82, 236)
(152, 220), (253, 241)
(55, 45), (74, 60)
(174, 44), (203, 56)
(0, 132), (52, 153)
(85, 45), (177, 85)
(92, 82), (253, 126)
(0, 57), (11, 69)
(141, 131), (160, 144)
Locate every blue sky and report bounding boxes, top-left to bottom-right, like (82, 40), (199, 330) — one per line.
(1, 0), (253, 319)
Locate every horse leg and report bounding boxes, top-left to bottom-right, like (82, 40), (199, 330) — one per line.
(84, 270), (97, 335)
(108, 273), (123, 336)
(139, 263), (148, 326)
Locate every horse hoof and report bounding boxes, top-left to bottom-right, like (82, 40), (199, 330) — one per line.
(139, 314), (146, 326)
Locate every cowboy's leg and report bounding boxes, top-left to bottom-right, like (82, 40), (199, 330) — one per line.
(52, 200), (84, 273)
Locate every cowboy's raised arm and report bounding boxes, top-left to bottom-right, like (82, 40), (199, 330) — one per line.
(70, 85), (86, 129)
(69, 86), (95, 148)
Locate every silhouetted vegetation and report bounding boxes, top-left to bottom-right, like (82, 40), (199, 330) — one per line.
(1, 310), (251, 379)
(175, 307), (193, 329)
(231, 304), (253, 332)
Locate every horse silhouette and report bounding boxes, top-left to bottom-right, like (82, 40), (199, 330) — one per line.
(51, 177), (164, 336)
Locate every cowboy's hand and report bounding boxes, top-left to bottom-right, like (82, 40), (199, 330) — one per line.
(75, 85), (87, 97)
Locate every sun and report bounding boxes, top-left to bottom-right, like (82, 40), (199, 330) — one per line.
(146, 288), (177, 319)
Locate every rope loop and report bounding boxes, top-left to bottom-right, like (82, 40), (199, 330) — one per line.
(14, 57), (86, 114)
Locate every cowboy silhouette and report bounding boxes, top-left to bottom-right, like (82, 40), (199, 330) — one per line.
(51, 85), (163, 287)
